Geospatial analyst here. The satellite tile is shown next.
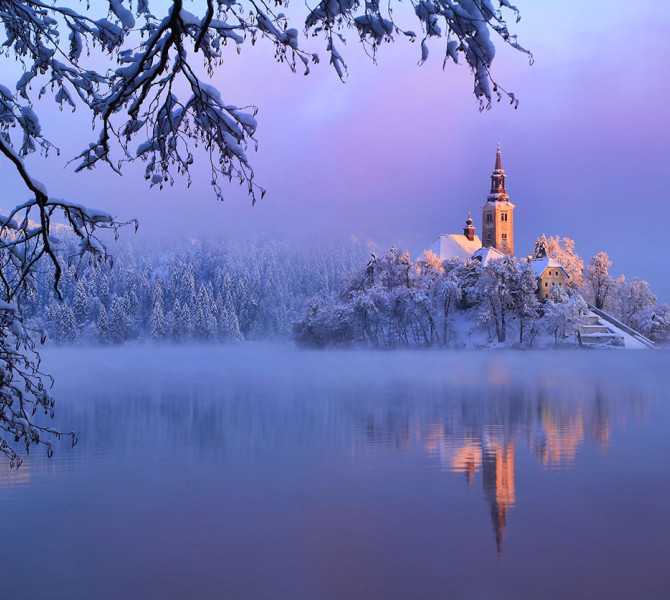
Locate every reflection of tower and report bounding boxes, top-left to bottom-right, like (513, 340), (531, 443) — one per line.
(482, 440), (515, 557)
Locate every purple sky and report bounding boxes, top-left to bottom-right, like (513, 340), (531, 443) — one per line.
(2, 1), (670, 299)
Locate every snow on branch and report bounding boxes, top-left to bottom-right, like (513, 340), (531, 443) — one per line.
(1, 0), (529, 209)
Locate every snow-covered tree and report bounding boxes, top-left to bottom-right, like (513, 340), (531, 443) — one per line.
(150, 287), (166, 342)
(512, 262), (540, 345)
(585, 252), (614, 310)
(474, 257), (518, 343)
(532, 234), (549, 259)
(546, 236), (584, 288)
(541, 290), (586, 346)
(648, 304), (670, 344)
(110, 296), (130, 344)
(179, 301), (193, 341)
(222, 292), (243, 342)
(72, 281), (89, 327)
(55, 305), (78, 345)
(614, 276), (656, 333)
(97, 305), (110, 345)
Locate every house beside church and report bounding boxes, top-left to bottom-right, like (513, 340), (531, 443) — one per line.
(530, 258), (569, 300)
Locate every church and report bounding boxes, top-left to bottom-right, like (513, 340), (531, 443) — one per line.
(430, 143), (515, 262)
(429, 145), (570, 298)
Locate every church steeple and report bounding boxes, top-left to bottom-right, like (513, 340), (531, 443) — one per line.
(488, 143), (509, 202)
(481, 143), (515, 255)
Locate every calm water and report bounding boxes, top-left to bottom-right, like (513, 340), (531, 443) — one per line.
(2, 344), (670, 599)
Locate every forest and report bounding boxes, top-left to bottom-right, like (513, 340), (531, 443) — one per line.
(22, 232), (670, 349)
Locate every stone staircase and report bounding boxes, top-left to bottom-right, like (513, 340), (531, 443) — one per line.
(579, 314), (625, 347)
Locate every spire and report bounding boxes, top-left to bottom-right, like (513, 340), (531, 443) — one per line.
(488, 143), (508, 202)
(495, 142), (502, 172)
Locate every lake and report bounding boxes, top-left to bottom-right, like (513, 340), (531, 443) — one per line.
(2, 344), (669, 599)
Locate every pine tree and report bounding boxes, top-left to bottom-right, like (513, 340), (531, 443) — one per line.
(56, 304), (78, 344)
(223, 291), (243, 342)
(532, 233), (549, 259)
(72, 280), (89, 327)
(97, 305), (110, 344)
(171, 298), (182, 341)
(150, 284), (166, 341)
(193, 305), (207, 340)
(111, 296), (129, 344)
(96, 273), (110, 308)
(180, 302), (192, 340)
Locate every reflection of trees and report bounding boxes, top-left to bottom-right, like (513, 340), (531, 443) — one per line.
(361, 385), (650, 556)
(1, 375), (651, 554)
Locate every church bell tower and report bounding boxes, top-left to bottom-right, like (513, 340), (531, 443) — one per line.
(481, 144), (515, 256)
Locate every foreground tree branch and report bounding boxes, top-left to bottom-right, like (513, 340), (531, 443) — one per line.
(0, 0), (530, 465)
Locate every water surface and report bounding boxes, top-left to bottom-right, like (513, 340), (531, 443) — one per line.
(2, 344), (669, 599)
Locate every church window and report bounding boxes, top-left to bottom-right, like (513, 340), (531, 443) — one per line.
(545, 282), (548, 287)
(502, 233), (507, 240)
(486, 213), (492, 223)
(486, 233), (492, 242)
(501, 213), (508, 222)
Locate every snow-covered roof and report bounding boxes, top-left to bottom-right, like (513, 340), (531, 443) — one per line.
(481, 200), (516, 208)
(529, 257), (569, 278)
(471, 246), (506, 265)
(429, 234), (482, 261)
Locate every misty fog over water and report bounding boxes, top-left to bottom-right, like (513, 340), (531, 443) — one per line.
(2, 345), (669, 599)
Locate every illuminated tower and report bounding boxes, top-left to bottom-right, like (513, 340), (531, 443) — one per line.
(481, 144), (515, 256)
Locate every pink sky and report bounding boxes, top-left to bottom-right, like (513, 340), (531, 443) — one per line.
(2, 1), (669, 298)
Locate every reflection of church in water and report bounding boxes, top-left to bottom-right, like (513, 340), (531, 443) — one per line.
(414, 394), (620, 557)
(435, 433), (516, 557)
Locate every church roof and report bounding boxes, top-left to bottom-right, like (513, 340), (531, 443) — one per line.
(471, 246), (506, 265)
(430, 234), (482, 261)
(529, 257), (570, 278)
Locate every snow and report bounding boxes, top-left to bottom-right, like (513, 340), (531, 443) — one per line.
(529, 257), (569, 278)
(471, 246), (505, 265)
(431, 233), (482, 260)
(483, 200), (516, 208)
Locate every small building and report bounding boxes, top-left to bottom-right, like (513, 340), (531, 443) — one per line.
(471, 246), (506, 266)
(530, 258), (569, 300)
(429, 212), (482, 260)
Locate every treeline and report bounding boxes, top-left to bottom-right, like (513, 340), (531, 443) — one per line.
(18, 231), (670, 348)
(294, 247), (585, 348)
(534, 234), (670, 342)
(294, 242), (670, 349)
(20, 236), (368, 344)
